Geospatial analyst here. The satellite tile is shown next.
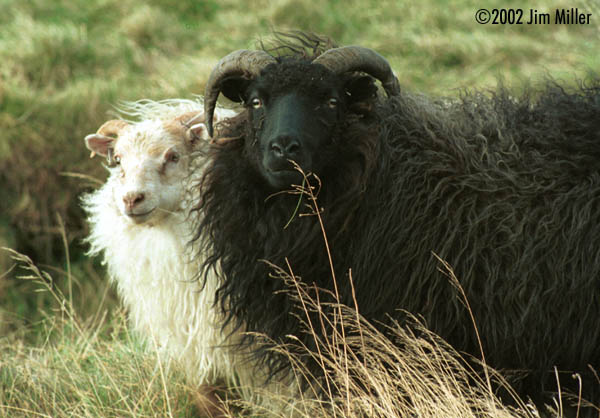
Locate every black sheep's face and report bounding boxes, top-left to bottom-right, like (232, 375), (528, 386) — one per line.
(221, 61), (377, 190)
(246, 81), (343, 190)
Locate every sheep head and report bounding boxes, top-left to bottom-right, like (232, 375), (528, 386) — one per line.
(85, 113), (208, 225)
(204, 45), (400, 190)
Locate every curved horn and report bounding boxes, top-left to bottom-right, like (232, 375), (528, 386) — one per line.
(204, 50), (276, 137)
(313, 46), (400, 97)
(97, 119), (130, 137)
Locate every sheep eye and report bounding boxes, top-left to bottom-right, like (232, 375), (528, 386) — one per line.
(328, 98), (338, 109)
(163, 151), (180, 168)
(251, 98), (262, 109)
(114, 155), (121, 165)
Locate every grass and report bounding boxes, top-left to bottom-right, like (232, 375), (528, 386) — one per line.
(1, 0), (599, 415)
(0, 249), (200, 417)
(0, 246), (546, 418)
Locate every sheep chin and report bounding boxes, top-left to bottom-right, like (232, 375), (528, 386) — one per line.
(123, 207), (158, 225)
(264, 169), (304, 190)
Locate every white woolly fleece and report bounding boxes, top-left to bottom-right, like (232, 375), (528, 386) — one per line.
(82, 100), (298, 411)
(83, 191), (248, 388)
(81, 100), (248, 387)
(83, 183), (240, 383)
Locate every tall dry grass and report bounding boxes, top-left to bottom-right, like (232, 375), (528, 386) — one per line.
(0, 247), (207, 417)
(0, 243), (547, 418)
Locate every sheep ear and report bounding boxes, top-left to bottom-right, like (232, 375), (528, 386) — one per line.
(345, 76), (378, 102)
(171, 112), (210, 147)
(84, 133), (115, 158)
(186, 122), (209, 146)
(345, 76), (378, 114)
(84, 119), (129, 158)
(220, 77), (251, 103)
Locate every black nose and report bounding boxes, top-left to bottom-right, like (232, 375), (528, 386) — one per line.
(269, 135), (300, 159)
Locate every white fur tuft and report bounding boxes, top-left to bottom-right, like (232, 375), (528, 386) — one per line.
(113, 97), (212, 123)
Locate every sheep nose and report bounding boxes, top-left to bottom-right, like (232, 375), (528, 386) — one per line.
(123, 192), (145, 211)
(270, 136), (301, 159)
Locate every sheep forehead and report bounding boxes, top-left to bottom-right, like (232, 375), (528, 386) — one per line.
(258, 61), (342, 97)
(115, 119), (185, 159)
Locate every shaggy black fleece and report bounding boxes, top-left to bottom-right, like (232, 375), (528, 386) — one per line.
(193, 36), (600, 410)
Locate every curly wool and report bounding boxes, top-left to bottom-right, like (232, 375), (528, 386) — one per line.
(195, 55), (600, 408)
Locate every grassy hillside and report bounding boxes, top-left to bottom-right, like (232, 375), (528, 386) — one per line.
(0, 0), (598, 415)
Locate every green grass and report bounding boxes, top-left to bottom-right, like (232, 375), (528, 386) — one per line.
(0, 0), (598, 415)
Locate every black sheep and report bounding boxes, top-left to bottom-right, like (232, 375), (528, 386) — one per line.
(194, 32), (600, 411)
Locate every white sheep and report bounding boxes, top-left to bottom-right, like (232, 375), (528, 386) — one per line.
(81, 99), (251, 405)
(82, 98), (301, 415)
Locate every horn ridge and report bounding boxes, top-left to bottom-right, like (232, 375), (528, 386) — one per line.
(313, 45), (400, 97)
(204, 50), (276, 137)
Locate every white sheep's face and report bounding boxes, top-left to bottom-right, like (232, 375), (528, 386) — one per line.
(85, 107), (236, 226)
(108, 120), (191, 225)
(86, 113), (211, 226)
